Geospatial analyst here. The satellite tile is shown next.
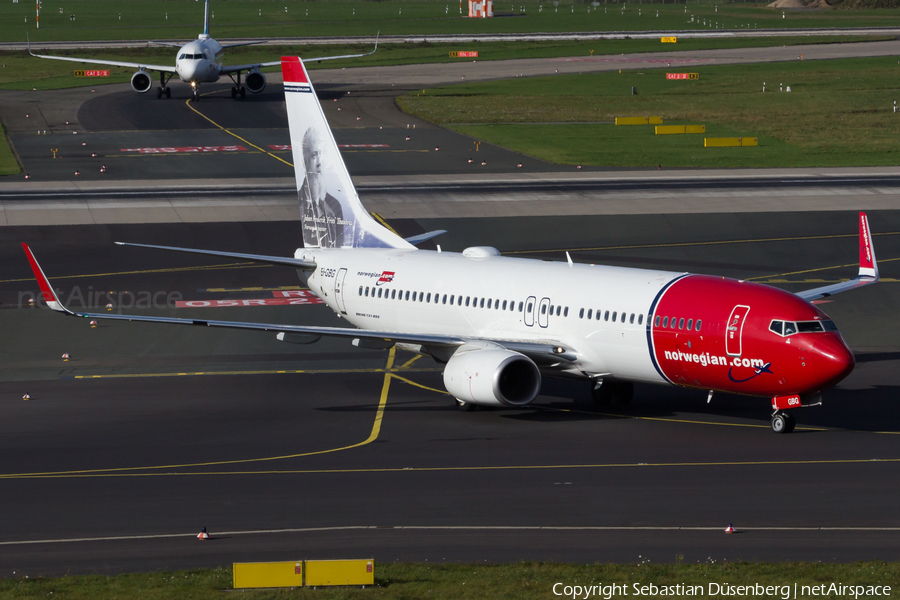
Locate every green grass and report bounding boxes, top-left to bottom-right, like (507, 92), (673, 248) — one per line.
(0, 562), (897, 599)
(0, 120), (20, 175)
(4, 0), (900, 43)
(397, 56), (900, 168)
(0, 36), (886, 91)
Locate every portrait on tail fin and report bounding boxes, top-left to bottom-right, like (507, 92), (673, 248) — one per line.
(298, 126), (349, 248)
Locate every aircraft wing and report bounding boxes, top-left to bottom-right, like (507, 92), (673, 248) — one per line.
(219, 35), (379, 74)
(27, 42), (176, 73)
(796, 212), (879, 302)
(23, 244), (577, 364)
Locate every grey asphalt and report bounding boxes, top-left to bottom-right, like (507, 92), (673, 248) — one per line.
(1, 212), (899, 575)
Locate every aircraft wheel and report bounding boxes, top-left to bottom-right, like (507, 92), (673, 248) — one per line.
(771, 413), (792, 434)
(231, 86), (237, 98)
(455, 398), (476, 412)
(165, 87), (171, 98)
(156, 87), (162, 99)
(240, 86), (246, 98)
(783, 412), (796, 433)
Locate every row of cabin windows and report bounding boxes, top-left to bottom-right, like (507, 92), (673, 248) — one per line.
(578, 308), (643, 326)
(653, 315), (702, 332)
(359, 286), (520, 312)
(359, 286), (570, 317)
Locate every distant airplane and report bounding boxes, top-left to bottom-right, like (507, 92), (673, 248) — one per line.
(23, 56), (882, 434)
(28, 0), (377, 101)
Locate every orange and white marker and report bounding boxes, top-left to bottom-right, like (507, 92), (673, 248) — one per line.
(197, 527), (209, 540)
(106, 303), (113, 311)
(62, 352), (70, 361)
(725, 524), (735, 534)
(23, 393), (31, 401)
(90, 320), (98, 328)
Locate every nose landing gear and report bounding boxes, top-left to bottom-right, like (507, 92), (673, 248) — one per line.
(771, 411), (796, 434)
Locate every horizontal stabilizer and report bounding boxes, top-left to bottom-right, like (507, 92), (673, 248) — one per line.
(405, 230), (448, 246)
(113, 242), (317, 270)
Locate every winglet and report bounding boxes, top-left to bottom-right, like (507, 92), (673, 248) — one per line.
(26, 33), (35, 57)
(21, 244), (74, 314)
(858, 211), (878, 281)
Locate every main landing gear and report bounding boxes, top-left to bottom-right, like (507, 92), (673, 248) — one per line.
(771, 411), (796, 434)
(156, 72), (173, 99)
(228, 72), (246, 99)
(591, 380), (633, 406)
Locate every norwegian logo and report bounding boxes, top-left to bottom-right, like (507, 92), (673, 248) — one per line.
(376, 271), (395, 286)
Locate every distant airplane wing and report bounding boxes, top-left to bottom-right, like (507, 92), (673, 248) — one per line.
(148, 41), (187, 48)
(220, 35), (379, 74)
(112, 241), (318, 270)
(23, 243), (578, 364)
(220, 41), (267, 49)
(796, 212), (879, 302)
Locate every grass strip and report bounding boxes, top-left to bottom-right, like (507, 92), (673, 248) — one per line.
(398, 55), (900, 168)
(0, 561), (897, 599)
(5, 0), (900, 42)
(0, 36), (887, 91)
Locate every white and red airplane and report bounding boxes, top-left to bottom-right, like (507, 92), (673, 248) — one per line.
(28, 0), (376, 101)
(23, 56), (880, 433)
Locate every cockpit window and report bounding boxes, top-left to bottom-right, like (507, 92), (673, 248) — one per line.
(783, 322), (798, 335)
(179, 53), (186, 60)
(823, 320), (838, 332)
(797, 321), (824, 333)
(769, 320), (783, 335)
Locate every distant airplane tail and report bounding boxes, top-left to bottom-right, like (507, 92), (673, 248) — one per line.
(281, 56), (413, 250)
(203, 0), (210, 36)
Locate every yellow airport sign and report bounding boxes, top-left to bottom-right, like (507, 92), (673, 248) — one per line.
(306, 559), (375, 587)
(661, 37), (677, 43)
(704, 137), (758, 147)
(233, 561), (303, 589)
(615, 116), (663, 126)
(655, 125), (706, 135)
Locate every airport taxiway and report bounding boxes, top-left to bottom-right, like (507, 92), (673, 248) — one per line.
(1, 212), (900, 574)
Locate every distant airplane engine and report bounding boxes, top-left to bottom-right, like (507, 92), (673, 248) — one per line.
(245, 70), (266, 94)
(443, 348), (541, 407)
(131, 71), (152, 93)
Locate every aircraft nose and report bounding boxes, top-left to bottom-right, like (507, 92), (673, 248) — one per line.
(813, 334), (855, 390)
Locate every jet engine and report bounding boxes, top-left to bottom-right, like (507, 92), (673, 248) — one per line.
(131, 71), (152, 93)
(245, 70), (267, 94)
(443, 349), (541, 407)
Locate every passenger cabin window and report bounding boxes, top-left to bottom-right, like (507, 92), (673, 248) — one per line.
(587, 309), (592, 319)
(638, 314), (643, 325)
(519, 302), (524, 311)
(563, 307), (568, 317)
(605, 311), (610, 321)
(405, 291), (410, 301)
(621, 312), (626, 323)
(612, 311), (617, 322)
(687, 318), (693, 330)
(629, 314), (635, 324)
(541, 304), (547, 314)
(480, 298), (485, 308)
(655, 315), (660, 327)
(696, 320), (702, 331)
(595, 311), (601, 321)
(678, 318), (684, 329)
(579, 308), (585, 319)
(662, 317), (668, 327)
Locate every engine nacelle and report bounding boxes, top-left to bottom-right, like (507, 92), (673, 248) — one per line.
(245, 70), (266, 94)
(131, 71), (152, 94)
(443, 349), (541, 407)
